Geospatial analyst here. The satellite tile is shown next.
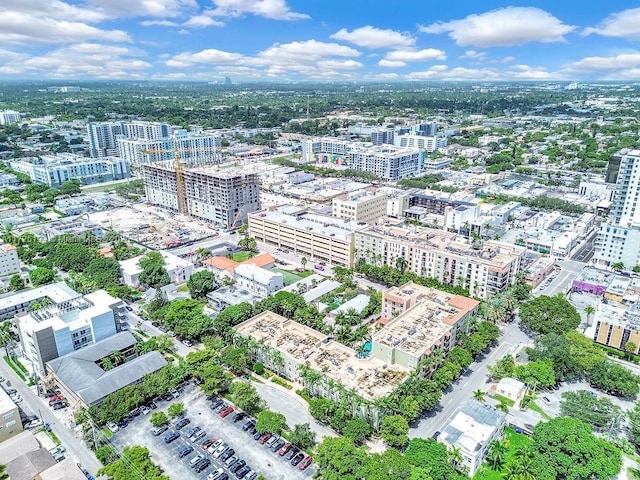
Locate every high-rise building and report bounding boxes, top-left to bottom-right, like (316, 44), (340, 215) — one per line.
(0, 111), (22, 126)
(594, 149), (640, 267)
(393, 134), (447, 152)
(87, 121), (170, 158)
(143, 162), (260, 229)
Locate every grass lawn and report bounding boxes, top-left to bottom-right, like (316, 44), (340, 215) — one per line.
(528, 401), (552, 420)
(81, 180), (130, 193)
(272, 268), (306, 286)
(102, 428), (113, 439)
(230, 251), (255, 262)
(176, 284), (189, 292)
(474, 427), (533, 480)
(492, 393), (515, 407)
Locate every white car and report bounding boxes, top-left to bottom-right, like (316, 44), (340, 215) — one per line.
(212, 443), (228, 458)
(140, 406), (150, 415)
(189, 454), (204, 467)
(207, 439), (224, 454)
(106, 422), (119, 433)
(208, 468), (225, 480)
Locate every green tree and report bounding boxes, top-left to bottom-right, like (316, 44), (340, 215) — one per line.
(380, 415), (409, 449)
(404, 438), (463, 480)
(560, 390), (621, 430)
(58, 179), (81, 196)
(95, 445), (119, 465)
(624, 341), (637, 359)
(83, 257), (121, 289)
(342, 417), (372, 444)
(314, 436), (368, 480)
(162, 299), (213, 339)
(220, 346), (251, 372)
(138, 252), (170, 288)
(288, 423), (316, 450)
(358, 449), (413, 480)
(488, 355), (516, 381)
(529, 417), (622, 480)
(255, 410), (287, 435)
(473, 389), (486, 402)
(628, 401), (640, 446)
(29, 266), (54, 287)
(150, 411), (168, 427)
(584, 305), (595, 323)
(167, 402), (184, 418)
(98, 445), (169, 480)
(186, 270), (217, 299)
(519, 294), (581, 335)
(487, 439), (508, 470)
(49, 240), (97, 272)
(8, 274), (25, 291)
(515, 359), (556, 389)
(611, 261), (625, 272)
(229, 381), (265, 416)
(589, 360), (640, 397)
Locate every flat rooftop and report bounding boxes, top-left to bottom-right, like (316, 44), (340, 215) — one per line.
(235, 311), (410, 401)
(359, 225), (525, 268)
(574, 266), (615, 286)
(0, 282), (77, 311)
(375, 283), (479, 357)
(145, 160), (262, 178)
(441, 399), (506, 453)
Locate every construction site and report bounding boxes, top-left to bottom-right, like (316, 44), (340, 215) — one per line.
(235, 311), (411, 401)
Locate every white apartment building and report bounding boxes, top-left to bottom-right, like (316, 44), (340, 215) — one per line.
(233, 263), (283, 297)
(0, 244), (20, 277)
(11, 153), (129, 187)
(120, 251), (194, 288)
(355, 225), (526, 299)
(118, 130), (221, 167)
(0, 111), (22, 126)
(595, 149), (640, 267)
(17, 290), (123, 374)
(393, 134), (447, 153)
(87, 121), (170, 158)
(0, 282), (78, 320)
(332, 193), (387, 224)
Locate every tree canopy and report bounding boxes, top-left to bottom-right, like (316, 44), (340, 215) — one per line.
(519, 294), (581, 335)
(186, 270), (217, 299)
(98, 445), (169, 480)
(560, 390), (621, 431)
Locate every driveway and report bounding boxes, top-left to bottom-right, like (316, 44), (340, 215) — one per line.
(110, 383), (314, 480)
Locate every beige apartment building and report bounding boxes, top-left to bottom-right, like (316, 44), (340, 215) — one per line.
(355, 225), (526, 298)
(248, 205), (357, 267)
(0, 388), (23, 442)
(332, 193), (387, 224)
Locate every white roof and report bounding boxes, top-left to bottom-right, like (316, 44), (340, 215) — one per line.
(331, 294), (370, 316)
(234, 263), (282, 285)
(0, 282), (77, 310)
(120, 251), (191, 276)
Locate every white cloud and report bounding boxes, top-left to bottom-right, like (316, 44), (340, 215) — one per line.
(257, 40), (360, 62)
(378, 59), (407, 68)
(0, 11), (131, 45)
(385, 48), (446, 62)
(563, 53), (640, 73)
(86, 0), (198, 18)
(420, 7), (575, 47)
(183, 13), (225, 28)
(0, 0), (108, 22)
(509, 64), (560, 79)
(211, 0), (309, 20)
(583, 8), (640, 39)
(500, 56), (516, 64)
(140, 20), (181, 27)
(317, 59), (364, 70)
(330, 26), (414, 49)
(460, 50), (486, 60)
(166, 48), (245, 68)
(406, 63), (563, 81)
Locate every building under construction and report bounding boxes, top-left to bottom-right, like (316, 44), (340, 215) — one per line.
(142, 161), (261, 229)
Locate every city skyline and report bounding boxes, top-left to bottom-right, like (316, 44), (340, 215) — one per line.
(1, 1), (640, 81)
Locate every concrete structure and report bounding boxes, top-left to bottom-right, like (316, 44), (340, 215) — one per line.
(39, 216), (103, 242)
(0, 244), (20, 276)
(525, 255), (556, 288)
(118, 129), (220, 167)
(203, 252), (275, 278)
(605, 276), (631, 303)
(0, 110), (22, 125)
(495, 377), (526, 403)
(595, 149), (640, 267)
(248, 205), (359, 268)
(0, 282), (78, 320)
(332, 192), (387, 224)
(11, 153), (129, 187)
(17, 290), (123, 374)
(233, 263), (283, 296)
(572, 266), (616, 295)
(207, 285), (262, 311)
(120, 251), (194, 287)
(592, 302), (640, 354)
(438, 399), (507, 477)
(375, 282), (479, 369)
(46, 331), (167, 406)
(356, 225), (526, 299)
(0, 387), (22, 442)
(88, 121), (170, 158)
(143, 162), (260, 229)
(235, 311), (411, 401)
(394, 134), (447, 152)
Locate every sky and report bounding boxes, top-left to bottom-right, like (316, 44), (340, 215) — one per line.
(2, 0), (640, 82)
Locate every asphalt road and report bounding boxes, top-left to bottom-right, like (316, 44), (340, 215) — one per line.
(571, 231), (598, 262)
(0, 354), (103, 477)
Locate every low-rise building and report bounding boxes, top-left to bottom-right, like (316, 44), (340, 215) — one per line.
(0, 244), (20, 276)
(39, 217), (103, 242)
(592, 302), (640, 354)
(0, 282), (78, 320)
(572, 266), (615, 295)
(525, 255), (556, 288)
(495, 377), (526, 403)
(46, 331), (167, 407)
(17, 289), (124, 374)
(332, 192), (387, 224)
(0, 387), (22, 442)
(207, 285), (262, 311)
(233, 263), (283, 296)
(120, 251), (194, 287)
(438, 399), (507, 477)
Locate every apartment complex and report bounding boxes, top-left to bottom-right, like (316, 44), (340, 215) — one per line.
(143, 162), (260, 229)
(11, 153), (129, 187)
(247, 205), (358, 267)
(0, 244), (20, 276)
(87, 121), (170, 158)
(118, 129), (221, 167)
(17, 290), (124, 373)
(375, 282), (479, 369)
(0, 110), (22, 126)
(592, 302), (640, 354)
(595, 149), (640, 267)
(355, 225), (526, 298)
(0, 282), (78, 320)
(0, 388), (22, 442)
(393, 134), (447, 152)
(120, 251), (194, 287)
(301, 137), (423, 180)
(235, 311), (411, 401)
(233, 263), (283, 297)
(332, 192), (387, 224)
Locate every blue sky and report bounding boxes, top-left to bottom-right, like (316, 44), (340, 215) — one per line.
(1, 0), (640, 81)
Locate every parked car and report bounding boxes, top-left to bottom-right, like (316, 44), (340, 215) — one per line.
(299, 455), (312, 470)
(208, 468), (225, 480)
(230, 460), (246, 474)
(164, 431), (180, 443)
(208, 439), (224, 454)
(148, 401), (157, 409)
(118, 420), (128, 429)
(224, 455), (239, 467)
(265, 435), (278, 449)
(542, 396), (551, 404)
(178, 446), (194, 458)
(242, 420), (255, 431)
(271, 439), (285, 453)
(174, 417), (190, 430)
(195, 458), (211, 473)
(220, 448), (235, 462)
(212, 444), (228, 458)
(151, 425), (168, 436)
(246, 473), (257, 480)
(285, 447), (299, 460)
(258, 433), (271, 445)
(291, 452), (305, 466)
(219, 406), (234, 418)
(182, 339), (193, 347)
(189, 454), (205, 467)
(278, 442), (291, 456)
(52, 402), (68, 410)
(432, 431), (441, 440)
(201, 438), (216, 450)
(233, 412), (247, 423)
(210, 399), (224, 411)
(106, 422), (119, 433)
(236, 465), (252, 479)
(253, 432), (262, 441)
(140, 406), (151, 415)
(192, 430), (207, 442)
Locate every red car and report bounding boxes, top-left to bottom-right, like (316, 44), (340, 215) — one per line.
(219, 406), (234, 418)
(299, 455), (312, 470)
(258, 433), (271, 445)
(48, 395), (65, 405)
(278, 442), (291, 456)
(200, 438), (216, 449)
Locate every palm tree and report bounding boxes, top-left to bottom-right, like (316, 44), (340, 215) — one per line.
(473, 389), (486, 402)
(395, 256), (408, 274)
(448, 445), (463, 466)
(100, 357), (114, 371)
(496, 399), (510, 413)
(111, 349), (123, 366)
(584, 305), (595, 324)
(301, 256), (307, 270)
(487, 439), (508, 470)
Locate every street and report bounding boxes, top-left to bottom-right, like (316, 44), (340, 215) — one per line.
(0, 354), (103, 477)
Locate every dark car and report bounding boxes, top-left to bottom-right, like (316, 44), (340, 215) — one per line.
(201, 438), (216, 450)
(230, 460), (246, 474)
(148, 401), (157, 409)
(178, 446), (194, 458)
(52, 402), (68, 410)
(432, 431), (441, 440)
(236, 466), (251, 479)
(175, 418), (190, 430)
(233, 412), (247, 423)
(285, 447), (299, 460)
(192, 430), (207, 442)
(220, 448), (235, 462)
(291, 452), (304, 466)
(210, 399), (224, 411)
(195, 459), (211, 473)
(253, 432), (262, 441)
(242, 420), (255, 432)
(129, 407), (141, 417)
(118, 420), (129, 429)
(164, 431), (180, 444)
(271, 439), (285, 452)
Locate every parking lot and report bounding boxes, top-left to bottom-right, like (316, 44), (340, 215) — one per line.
(109, 383), (314, 480)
